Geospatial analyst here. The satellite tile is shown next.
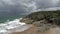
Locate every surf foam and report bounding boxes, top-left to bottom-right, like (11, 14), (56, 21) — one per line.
(0, 18), (31, 34)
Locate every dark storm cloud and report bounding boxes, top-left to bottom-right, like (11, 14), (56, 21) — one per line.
(0, 0), (60, 16)
(0, 0), (27, 16)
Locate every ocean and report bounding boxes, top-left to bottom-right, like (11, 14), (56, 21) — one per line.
(0, 14), (32, 34)
(0, 14), (25, 23)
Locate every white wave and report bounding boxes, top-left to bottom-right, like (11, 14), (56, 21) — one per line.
(0, 18), (31, 34)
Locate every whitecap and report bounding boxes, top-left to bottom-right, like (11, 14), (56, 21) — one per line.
(0, 18), (31, 34)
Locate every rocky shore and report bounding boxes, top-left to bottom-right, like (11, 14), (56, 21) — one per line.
(12, 10), (60, 34)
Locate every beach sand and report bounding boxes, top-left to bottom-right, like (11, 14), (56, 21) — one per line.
(11, 25), (60, 34)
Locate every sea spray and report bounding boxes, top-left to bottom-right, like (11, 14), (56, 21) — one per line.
(0, 18), (32, 34)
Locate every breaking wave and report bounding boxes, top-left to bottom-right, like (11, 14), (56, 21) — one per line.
(0, 18), (31, 34)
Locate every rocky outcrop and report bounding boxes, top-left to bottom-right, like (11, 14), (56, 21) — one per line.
(20, 11), (60, 26)
(19, 10), (60, 34)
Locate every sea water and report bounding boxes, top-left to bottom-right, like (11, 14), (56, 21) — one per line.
(0, 18), (32, 34)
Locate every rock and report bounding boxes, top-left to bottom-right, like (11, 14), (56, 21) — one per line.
(20, 10), (60, 34)
(20, 11), (60, 26)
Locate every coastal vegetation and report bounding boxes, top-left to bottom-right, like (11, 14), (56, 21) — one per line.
(20, 10), (60, 32)
(21, 10), (60, 25)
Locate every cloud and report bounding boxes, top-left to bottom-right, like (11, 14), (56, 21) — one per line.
(0, 0), (60, 16)
(34, 0), (60, 8)
(52, 0), (59, 5)
(22, 1), (37, 12)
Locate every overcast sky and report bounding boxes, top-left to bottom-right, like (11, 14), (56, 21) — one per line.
(0, 0), (60, 16)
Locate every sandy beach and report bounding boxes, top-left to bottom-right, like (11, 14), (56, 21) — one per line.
(11, 25), (60, 34)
